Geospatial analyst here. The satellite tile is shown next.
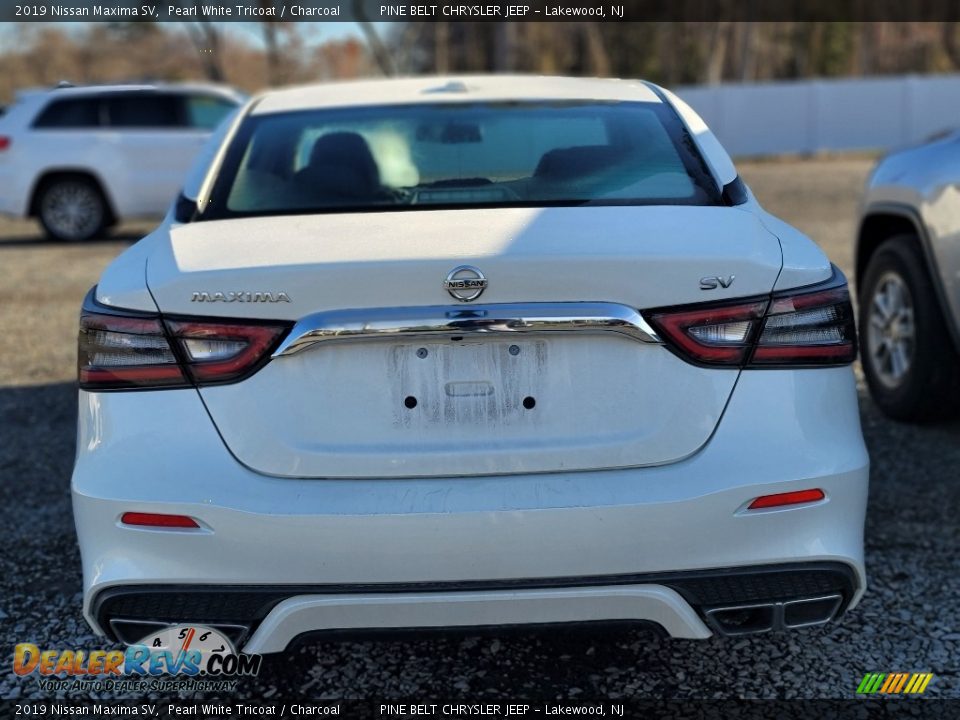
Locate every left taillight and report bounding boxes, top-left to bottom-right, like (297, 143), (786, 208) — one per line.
(79, 313), (186, 389)
(79, 305), (289, 390)
(0, 136), (11, 151)
(646, 299), (768, 366)
(648, 269), (857, 368)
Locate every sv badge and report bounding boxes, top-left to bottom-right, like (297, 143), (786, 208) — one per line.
(700, 275), (735, 290)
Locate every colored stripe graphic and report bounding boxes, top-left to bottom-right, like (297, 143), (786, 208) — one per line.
(857, 673), (885, 693)
(857, 672), (933, 695)
(879, 673), (898, 693)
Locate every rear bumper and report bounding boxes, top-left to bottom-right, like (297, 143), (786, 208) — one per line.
(72, 366), (869, 651)
(94, 563), (858, 652)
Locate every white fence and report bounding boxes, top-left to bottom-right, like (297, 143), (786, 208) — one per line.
(676, 74), (960, 157)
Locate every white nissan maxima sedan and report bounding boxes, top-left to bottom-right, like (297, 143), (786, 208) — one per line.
(72, 76), (869, 653)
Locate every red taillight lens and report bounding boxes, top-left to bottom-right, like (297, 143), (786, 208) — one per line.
(648, 271), (857, 368)
(121, 512), (199, 528)
(0, 136), (11, 151)
(748, 489), (825, 510)
(166, 320), (286, 384)
(752, 286), (857, 365)
(79, 313), (186, 389)
(79, 306), (289, 390)
(649, 299), (768, 365)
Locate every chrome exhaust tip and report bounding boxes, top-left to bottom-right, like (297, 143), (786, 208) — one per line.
(705, 602), (777, 636)
(782, 594), (843, 629)
(705, 593), (843, 636)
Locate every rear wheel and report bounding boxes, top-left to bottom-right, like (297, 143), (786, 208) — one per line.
(37, 176), (107, 242)
(859, 235), (960, 421)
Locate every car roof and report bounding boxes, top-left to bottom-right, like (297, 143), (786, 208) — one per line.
(251, 75), (663, 115)
(16, 83), (242, 103)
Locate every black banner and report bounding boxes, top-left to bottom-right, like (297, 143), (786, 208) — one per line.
(5, 0), (960, 23)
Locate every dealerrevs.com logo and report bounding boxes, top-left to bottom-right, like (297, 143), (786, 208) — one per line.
(13, 625), (262, 693)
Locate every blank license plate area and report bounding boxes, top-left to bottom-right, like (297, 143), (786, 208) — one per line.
(199, 331), (737, 476)
(389, 340), (547, 426)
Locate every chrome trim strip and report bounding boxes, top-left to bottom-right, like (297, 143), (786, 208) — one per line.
(273, 302), (661, 358)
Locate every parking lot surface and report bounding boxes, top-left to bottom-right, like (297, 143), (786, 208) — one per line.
(0, 158), (957, 699)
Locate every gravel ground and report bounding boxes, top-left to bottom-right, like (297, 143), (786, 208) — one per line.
(1, 158), (958, 700)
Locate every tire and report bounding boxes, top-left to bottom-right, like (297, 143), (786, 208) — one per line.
(858, 234), (960, 422)
(36, 176), (107, 242)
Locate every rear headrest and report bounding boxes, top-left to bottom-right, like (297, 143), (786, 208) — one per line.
(301, 131), (381, 199)
(309, 132), (379, 182)
(534, 145), (621, 181)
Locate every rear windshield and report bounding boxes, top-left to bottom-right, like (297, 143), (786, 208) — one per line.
(202, 101), (721, 219)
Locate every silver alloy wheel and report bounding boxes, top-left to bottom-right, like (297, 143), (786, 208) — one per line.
(39, 180), (103, 241)
(866, 271), (916, 389)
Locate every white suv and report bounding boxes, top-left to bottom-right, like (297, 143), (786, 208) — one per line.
(0, 83), (242, 241)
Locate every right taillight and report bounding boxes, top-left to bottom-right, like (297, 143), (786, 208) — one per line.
(752, 285), (857, 365)
(79, 297), (290, 391)
(649, 270), (857, 368)
(0, 136), (11, 151)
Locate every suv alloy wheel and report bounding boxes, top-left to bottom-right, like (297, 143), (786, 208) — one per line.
(37, 176), (107, 242)
(859, 234), (960, 421)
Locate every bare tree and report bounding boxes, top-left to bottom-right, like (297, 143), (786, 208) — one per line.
(259, 1), (282, 85)
(434, 22), (450, 73)
(353, 0), (395, 76)
(255, 1), (307, 86)
(177, 1), (225, 82)
(854, 22), (877, 76)
(735, 22), (758, 81)
(493, 23), (517, 72)
(391, 22), (425, 74)
(943, 22), (960, 69)
(702, 22), (731, 85)
(581, 23), (611, 76)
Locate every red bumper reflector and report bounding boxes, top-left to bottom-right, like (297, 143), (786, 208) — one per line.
(121, 512), (199, 528)
(748, 489), (825, 510)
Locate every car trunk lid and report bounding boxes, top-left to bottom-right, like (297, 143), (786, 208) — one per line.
(147, 205), (782, 478)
